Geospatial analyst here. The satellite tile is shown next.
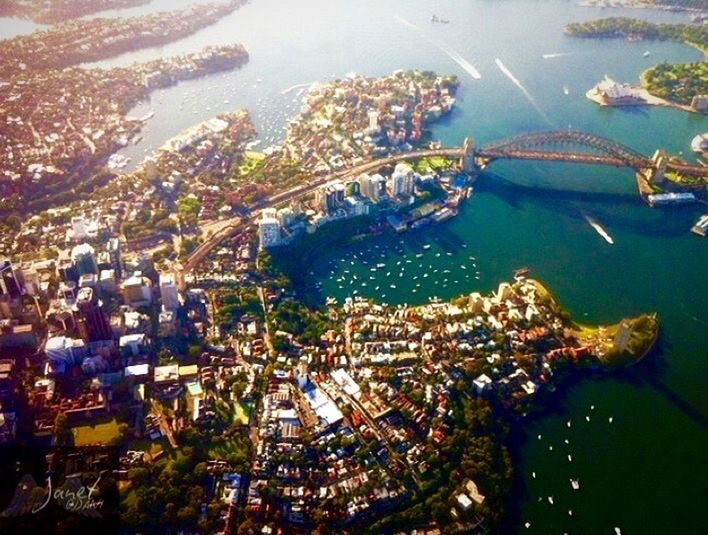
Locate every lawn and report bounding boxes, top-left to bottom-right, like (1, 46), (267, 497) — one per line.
(128, 437), (172, 460)
(237, 151), (266, 177)
(72, 417), (121, 446)
(233, 401), (251, 426)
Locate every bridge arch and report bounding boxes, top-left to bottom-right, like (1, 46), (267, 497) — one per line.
(477, 130), (650, 169)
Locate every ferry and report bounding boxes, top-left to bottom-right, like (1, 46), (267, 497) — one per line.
(646, 192), (696, 207)
(691, 214), (708, 237)
(584, 214), (614, 244)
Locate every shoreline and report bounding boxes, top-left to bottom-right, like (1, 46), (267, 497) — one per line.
(577, 1), (707, 14)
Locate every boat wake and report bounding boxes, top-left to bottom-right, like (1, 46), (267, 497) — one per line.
(495, 58), (552, 126)
(543, 52), (571, 59)
(583, 213), (614, 245)
(281, 82), (315, 96)
(395, 15), (481, 80)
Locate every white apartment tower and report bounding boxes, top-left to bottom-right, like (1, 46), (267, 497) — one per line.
(159, 273), (180, 311)
(258, 208), (282, 249)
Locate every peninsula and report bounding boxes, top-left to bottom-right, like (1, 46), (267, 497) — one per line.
(0, 0), (151, 24)
(567, 17), (708, 112)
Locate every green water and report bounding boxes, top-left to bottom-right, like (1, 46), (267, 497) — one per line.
(3, 0), (705, 532)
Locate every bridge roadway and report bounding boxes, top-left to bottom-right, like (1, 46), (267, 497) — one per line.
(476, 149), (631, 168)
(183, 143), (707, 272)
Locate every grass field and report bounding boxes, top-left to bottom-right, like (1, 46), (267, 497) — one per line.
(233, 401), (251, 426)
(72, 417), (121, 446)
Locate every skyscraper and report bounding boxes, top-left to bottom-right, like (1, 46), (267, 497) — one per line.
(258, 209), (282, 249)
(0, 260), (22, 299)
(159, 273), (180, 312)
(75, 287), (112, 342)
(71, 243), (98, 276)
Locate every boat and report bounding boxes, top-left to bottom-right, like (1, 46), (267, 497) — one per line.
(571, 479), (580, 490)
(563, 85), (569, 95)
(584, 213), (614, 244)
(609, 416), (614, 423)
(567, 454), (573, 462)
(515, 267), (530, 278)
(423, 244), (431, 250)
(547, 496), (554, 505)
(643, 51), (651, 57)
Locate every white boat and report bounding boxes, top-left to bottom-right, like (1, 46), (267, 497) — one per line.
(423, 244), (431, 249)
(567, 454), (573, 462)
(547, 496), (554, 505)
(643, 51), (651, 57)
(563, 85), (569, 95)
(609, 417), (614, 423)
(584, 214), (614, 245)
(571, 479), (580, 490)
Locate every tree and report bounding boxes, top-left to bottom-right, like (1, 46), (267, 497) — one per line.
(53, 412), (72, 446)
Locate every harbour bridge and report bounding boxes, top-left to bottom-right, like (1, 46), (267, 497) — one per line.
(469, 130), (708, 177)
(182, 129), (707, 272)
(473, 130), (653, 170)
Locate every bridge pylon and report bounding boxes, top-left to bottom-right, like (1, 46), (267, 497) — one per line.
(649, 149), (668, 184)
(461, 137), (477, 173)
